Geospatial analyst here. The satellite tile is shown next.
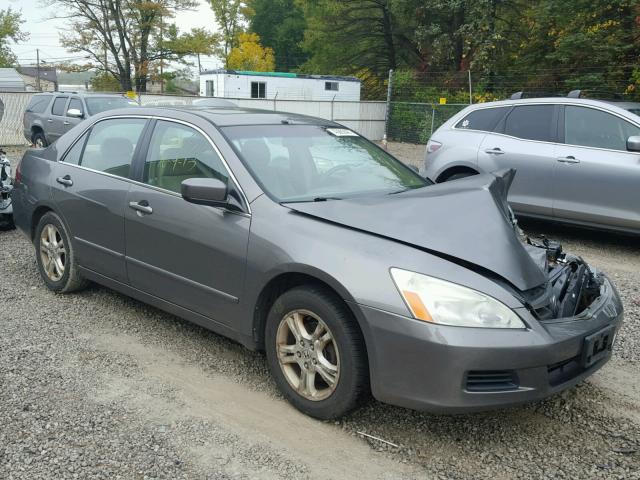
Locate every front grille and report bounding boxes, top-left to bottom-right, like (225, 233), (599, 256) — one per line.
(465, 370), (519, 392)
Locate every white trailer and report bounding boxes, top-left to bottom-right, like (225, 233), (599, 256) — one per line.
(199, 70), (361, 101)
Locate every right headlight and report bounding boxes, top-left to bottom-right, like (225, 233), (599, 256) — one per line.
(390, 268), (525, 329)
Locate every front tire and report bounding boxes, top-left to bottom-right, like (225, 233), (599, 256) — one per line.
(265, 285), (369, 419)
(34, 212), (88, 293)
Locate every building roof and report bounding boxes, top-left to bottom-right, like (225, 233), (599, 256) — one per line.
(201, 69), (361, 83)
(18, 66), (59, 83)
(0, 68), (26, 91)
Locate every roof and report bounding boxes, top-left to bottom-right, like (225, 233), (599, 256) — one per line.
(18, 66), (58, 83)
(200, 69), (361, 83)
(0, 68), (26, 91)
(96, 105), (340, 128)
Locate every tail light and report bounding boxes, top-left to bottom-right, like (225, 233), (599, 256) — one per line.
(14, 158), (22, 184)
(426, 140), (442, 154)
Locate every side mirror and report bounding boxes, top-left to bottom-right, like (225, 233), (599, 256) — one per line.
(67, 108), (84, 118)
(181, 177), (228, 207)
(627, 135), (640, 152)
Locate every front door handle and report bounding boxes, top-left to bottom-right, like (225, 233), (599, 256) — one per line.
(129, 200), (153, 215)
(47, 119), (53, 123)
(557, 155), (580, 164)
(484, 147), (505, 155)
(63, 121), (70, 126)
(56, 175), (73, 187)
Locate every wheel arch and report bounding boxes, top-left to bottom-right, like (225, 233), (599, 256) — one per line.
(252, 268), (370, 355)
(436, 165), (479, 183)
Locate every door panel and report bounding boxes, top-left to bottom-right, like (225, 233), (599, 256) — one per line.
(53, 165), (131, 282)
(552, 145), (640, 229)
(125, 186), (250, 322)
(125, 119), (250, 323)
(553, 106), (640, 229)
(478, 134), (555, 215)
(478, 104), (558, 216)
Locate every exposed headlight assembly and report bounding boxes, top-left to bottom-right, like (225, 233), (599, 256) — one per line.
(390, 268), (525, 329)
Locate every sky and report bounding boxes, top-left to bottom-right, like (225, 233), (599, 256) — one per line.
(7, 0), (223, 73)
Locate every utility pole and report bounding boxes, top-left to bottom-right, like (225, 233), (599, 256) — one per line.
(36, 49), (41, 91)
(468, 69), (473, 104)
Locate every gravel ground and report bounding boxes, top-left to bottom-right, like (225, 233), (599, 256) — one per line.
(1, 146), (639, 479)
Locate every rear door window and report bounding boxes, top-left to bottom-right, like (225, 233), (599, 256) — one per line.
(564, 106), (640, 151)
(80, 118), (147, 178)
(51, 97), (68, 116)
(504, 105), (555, 142)
(62, 132), (88, 165)
(455, 107), (510, 132)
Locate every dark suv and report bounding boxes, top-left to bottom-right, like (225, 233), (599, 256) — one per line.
(23, 92), (138, 147)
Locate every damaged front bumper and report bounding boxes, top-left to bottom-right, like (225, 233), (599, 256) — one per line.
(360, 271), (623, 413)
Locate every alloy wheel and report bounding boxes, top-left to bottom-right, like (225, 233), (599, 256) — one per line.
(275, 309), (340, 401)
(40, 224), (66, 281)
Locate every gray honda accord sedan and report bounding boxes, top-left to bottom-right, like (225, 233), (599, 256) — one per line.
(12, 106), (623, 419)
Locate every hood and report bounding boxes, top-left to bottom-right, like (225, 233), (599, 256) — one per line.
(282, 169), (547, 291)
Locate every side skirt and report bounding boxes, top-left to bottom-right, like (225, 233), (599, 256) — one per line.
(78, 266), (257, 351)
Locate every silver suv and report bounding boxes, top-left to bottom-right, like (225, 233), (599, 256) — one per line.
(23, 92), (138, 147)
(422, 96), (640, 234)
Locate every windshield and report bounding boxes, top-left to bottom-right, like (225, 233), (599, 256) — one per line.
(85, 96), (138, 115)
(223, 125), (429, 202)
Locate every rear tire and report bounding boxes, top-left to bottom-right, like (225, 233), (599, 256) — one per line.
(265, 285), (369, 420)
(34, 211), (88, 293)
(32, 131), (48, 148)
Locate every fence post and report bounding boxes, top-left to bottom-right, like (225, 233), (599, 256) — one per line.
(273, 91), (278, 111)
(430, 106), (436, 137)
(468, 70), (473, 104)
(383, 69), (393, 149)
(331, 94), (336, 120)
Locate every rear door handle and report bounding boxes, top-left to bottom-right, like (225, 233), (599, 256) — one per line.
(129, 200), (153, 215)
(63, 121), (70, 125)
(484, 147), (505, 155)
(56, 175), (73, 187)
(557, 155), (580, 164)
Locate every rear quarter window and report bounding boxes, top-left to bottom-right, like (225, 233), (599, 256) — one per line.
(455, 107), (510, 132)
(26, 95), (52, 114)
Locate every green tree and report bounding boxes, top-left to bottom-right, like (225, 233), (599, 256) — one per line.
(52, 0), (198, 92)
(90, 71), (122, 91)
(164, 26), (222, 72)
(247, 0), (307, 71)
(0, 8), (27, 67)
(208, 0), (250, 66)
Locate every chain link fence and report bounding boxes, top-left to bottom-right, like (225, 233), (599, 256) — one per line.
(387, 102), (468, 144)
(0, 92), (34, 145)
